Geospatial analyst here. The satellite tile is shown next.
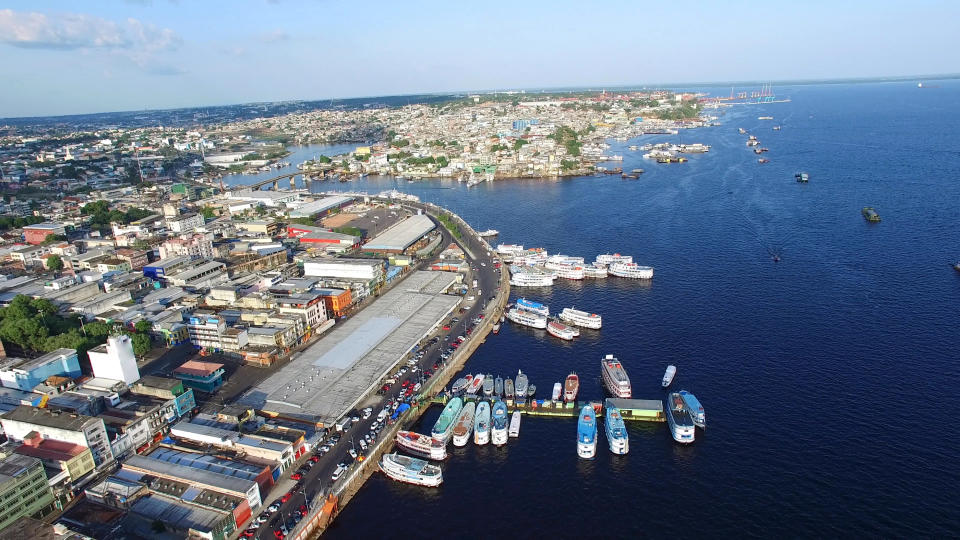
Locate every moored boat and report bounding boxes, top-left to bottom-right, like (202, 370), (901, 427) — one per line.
(431, 397), (463, 443)
(482, 373), (494, 396)
(576, 405), (597, 459)
(583, 264), (608, 278)
(492, 323), (501, 334)
(564, 373), (580, 402)
(862, 206), (881, 222)
(494, 375), (503, 397)
(379, 452), (443, 487)
(662, 365), (676, 388)
(552, 382), (562, 401)
(508, 411), (521, 437)
(595, 253), (633, 266)
(608, 262), (654, 279)
(491, 400), (508, 446)
(505, 308), (548, 329)
(504, 378), (515, 400)
(665, 392), (696, 444)
(451, 401), (476, 447)
(516, 297), (549, 317)
(478, 229), (499, 237)
(466, 373), (485, 395)
(510, 271), (556, 287)
(473, 401), (491, 446)
(600, 354), (631, 398)
(678, 390), (705, 428)
(559, 307), (602, 329)
(451, 376), (470, 394)
(605, 407), (629, 455)
(395, 431), (447, 461)
(547, 320), (578, 340)
(515, 370), (529, 405)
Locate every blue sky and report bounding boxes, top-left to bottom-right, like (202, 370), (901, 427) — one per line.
(1, 0), (957, 118)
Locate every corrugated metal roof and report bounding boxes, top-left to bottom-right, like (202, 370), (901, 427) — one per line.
(363, 214), (435, 251)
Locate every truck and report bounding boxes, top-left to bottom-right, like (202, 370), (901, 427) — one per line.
(335, 417), (352, 432)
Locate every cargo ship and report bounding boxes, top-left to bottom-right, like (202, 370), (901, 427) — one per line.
(679, 390), (705, 428)
(559, 307), (602, 329)
(508, 411), (521, 437)
(516, 297), (549, 316)
(431, 397), (463, 443)
(473, 401), (491, 446)
(395, 431), (447, 461)
(576, 405), (597, 459)
(662, 365), (676, 388)
(451, 401), (476, 447)
(604, 407), (629, 455)
(608, 262), (654, 279)
(547, 320), (578, 340)
(380, 453), (443, 487)
(564, 372), (580, 402)
(665, 392), (696, 444)
(862, 207), (881, 222)
(491, 400), (508, 446)
(601, 354), (632, 398)
(506, 308), (547, 329)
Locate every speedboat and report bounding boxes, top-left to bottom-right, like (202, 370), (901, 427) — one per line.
(494, 375), (503, 397)
(505, 378), (515, 400)
(482, 373), (494, 396)
(515, 370), (528, 405)
(552, 382), (562, 401)
(491, 400), (508, 446)
(662, 365), (676, 388)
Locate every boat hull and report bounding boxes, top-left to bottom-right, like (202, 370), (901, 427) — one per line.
(379, 454), (443, 487)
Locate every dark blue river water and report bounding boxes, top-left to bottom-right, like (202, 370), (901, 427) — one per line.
(256, 82), (960, 537)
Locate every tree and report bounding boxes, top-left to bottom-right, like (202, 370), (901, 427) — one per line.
(127, 332), (152, 357)
(134, 320), (153, 334)
(45, 255), (64, 273)
(42, 234), (68, 245)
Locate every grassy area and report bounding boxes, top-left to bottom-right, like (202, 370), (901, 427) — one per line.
(436, 213), (462, 239)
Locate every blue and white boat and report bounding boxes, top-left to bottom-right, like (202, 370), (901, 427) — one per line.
(491, 400), (508, 446)
(604, 406), (629, 454)
(577, 405), (597, 459)
(474, 401), (491, 446)
(379, 453), (443, 487)
(665, 392), (696, 444)
(679, 390), (705, 428)
(515, 297), (549, 317)
(431, 397), (463, 443)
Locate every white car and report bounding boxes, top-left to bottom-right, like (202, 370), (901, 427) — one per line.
(348, 448), (358, 459)
(331, 466), (346, 481)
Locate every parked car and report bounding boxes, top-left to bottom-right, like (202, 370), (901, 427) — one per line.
(290, 472), (302, 480)
(281, 492), (293, 503)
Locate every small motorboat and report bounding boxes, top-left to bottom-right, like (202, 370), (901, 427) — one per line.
(662, 365), (677, 388)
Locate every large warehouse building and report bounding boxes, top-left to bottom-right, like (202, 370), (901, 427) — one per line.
(362, 214), (435, 254)
(288, 196), (353, 218)
(238, 271), (461, 426)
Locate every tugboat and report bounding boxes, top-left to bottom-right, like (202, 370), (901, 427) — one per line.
(862, 207), (881, 222)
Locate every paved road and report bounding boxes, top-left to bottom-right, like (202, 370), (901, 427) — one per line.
(251, 201), (501, 540)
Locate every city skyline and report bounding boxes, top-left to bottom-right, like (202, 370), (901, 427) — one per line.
(2, 0), (959, 118)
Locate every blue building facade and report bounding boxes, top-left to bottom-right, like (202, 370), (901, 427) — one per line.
(0, 349), (81, 391)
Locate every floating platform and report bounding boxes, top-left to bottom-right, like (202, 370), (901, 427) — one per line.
(429, 395), (664, 422)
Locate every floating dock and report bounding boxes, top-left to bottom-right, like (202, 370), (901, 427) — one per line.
(429, 395), (664, 422)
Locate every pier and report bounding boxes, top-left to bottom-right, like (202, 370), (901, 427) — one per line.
(427, 395), (665, 422)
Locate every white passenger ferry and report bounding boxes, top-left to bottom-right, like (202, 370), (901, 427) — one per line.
(608, 262), (654, 279)
(559, 307), (602, 329)
(505, 308), (548, 329)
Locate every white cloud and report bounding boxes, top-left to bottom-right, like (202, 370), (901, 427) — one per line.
(0, 9), (181, 70)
